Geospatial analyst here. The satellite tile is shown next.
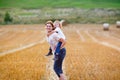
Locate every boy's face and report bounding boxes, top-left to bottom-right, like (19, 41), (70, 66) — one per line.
(54, 22), (60, 27)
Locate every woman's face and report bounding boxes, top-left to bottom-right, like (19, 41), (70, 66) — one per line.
(46, 23), (53, 32)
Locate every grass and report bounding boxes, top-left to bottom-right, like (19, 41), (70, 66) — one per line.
(64, 24), (120, 80)
(0, 24), (120, 80)
(0, 0), (120, 24)
(0, 0), (120, 8)
(0, 25), (48, 80)
(0, 8), (119, 24)
(0, 44), (47, 80)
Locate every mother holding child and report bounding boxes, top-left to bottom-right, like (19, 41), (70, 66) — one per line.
(45, 20), (66, 80)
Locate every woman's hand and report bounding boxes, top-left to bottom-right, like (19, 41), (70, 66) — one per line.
(59, 38), (66, 49)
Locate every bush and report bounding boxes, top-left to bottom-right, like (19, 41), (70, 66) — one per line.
(4, 12), (13, 24)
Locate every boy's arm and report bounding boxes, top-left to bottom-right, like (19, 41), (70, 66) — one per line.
(55, 42), (62, 55)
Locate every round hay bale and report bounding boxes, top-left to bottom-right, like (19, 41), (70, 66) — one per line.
(60, 20), (67, 26)
(116, 21), (120, 28)
(103, 23), (109, 31)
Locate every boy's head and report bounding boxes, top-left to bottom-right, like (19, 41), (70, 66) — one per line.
(53, 20), (62, 29)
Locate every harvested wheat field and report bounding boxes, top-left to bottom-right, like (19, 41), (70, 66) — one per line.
(0, 24), (120, 80)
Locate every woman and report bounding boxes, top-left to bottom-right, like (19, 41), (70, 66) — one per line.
(45, 21), (66, 80)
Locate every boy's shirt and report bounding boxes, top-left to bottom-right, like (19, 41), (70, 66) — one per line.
(54, 27), (66, 55)
(55, 27), (66, 40)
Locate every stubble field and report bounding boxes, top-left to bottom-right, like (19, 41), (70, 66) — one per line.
(0, 24), (120, 80)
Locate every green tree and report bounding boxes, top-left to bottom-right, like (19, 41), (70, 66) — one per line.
(4, 12), (13, 24)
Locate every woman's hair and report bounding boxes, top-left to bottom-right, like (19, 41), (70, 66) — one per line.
(45, 20), (55, 30)
(54, 20), (62, 29)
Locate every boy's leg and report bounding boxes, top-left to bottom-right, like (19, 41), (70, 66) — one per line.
(55, 42), (62, 55)
(53, 42), (62, 60)
(46, 47), (53, 56)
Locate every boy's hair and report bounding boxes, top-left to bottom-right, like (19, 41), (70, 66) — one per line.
(45, 20), (55, 30)
(54, 20), (62, 29)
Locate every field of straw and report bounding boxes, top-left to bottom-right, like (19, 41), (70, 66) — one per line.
(0, 24), (120, 80)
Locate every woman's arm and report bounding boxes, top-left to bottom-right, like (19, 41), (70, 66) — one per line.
(47, 31), (55, 37)
(58, 38), (66, 49)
